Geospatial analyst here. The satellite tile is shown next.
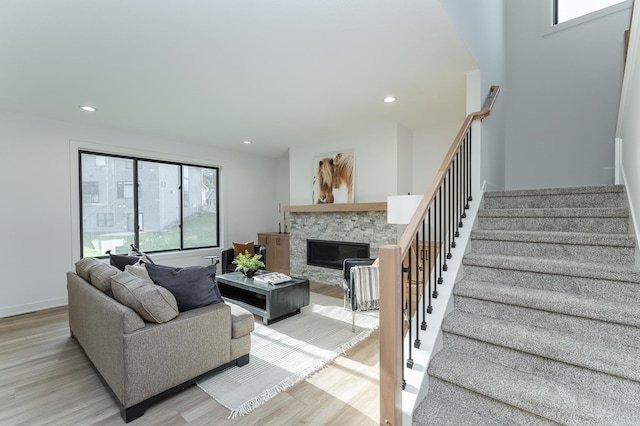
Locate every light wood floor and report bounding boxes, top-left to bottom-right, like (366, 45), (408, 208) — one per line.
(0, 283), (379, 425)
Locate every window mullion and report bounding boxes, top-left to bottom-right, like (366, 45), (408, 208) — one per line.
(179, 166), (184, 250)
(133, 159), (140, 250)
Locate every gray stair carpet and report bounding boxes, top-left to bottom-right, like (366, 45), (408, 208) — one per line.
(413, 185), (640, 425)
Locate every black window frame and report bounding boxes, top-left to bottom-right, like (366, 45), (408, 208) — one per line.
(79, 150), (220, 258)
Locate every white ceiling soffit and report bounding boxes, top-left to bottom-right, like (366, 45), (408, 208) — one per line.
(0, 0), (476, 157)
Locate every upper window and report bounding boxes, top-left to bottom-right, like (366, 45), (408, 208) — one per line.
(554, 0), (627, 24)
(79, 151), (219, 257)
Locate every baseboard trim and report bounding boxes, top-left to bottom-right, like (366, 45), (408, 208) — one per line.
(0, 297), (68, 318)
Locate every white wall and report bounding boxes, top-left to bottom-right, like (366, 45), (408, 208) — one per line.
(275, 152), (290, 232)
(618, 2), (640, 259)
(0, 110), (279, 317)
(412, 120), (463, 195)
(397, 124), (413, 195)
(440, 0), (507, 191)
(504, 1), (631, 189)
(288, 123), (399, 204)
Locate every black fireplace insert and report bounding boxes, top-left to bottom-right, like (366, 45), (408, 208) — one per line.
(307, 239), (370, 270)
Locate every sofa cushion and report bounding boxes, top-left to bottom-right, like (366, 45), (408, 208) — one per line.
(233, 241), (254, 258)
(75, 257), (101, 282)
(111, 271), (179, 323)
(89, 262), (120, 293)
(145, 263), (223, 312)
(125, 263), (153, 284)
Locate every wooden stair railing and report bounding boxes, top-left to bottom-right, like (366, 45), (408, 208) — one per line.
(379, 85), (500, 425)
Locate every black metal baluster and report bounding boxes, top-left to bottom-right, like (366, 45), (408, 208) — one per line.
(438, 187), (447, 284)
(468, 127), (473, 203)
(428, 206), (438, 299)
(450, 165), (457, 248)
(462, 136), (467, 219)
(414, 233), (421, 349)
(455, 152), (461, 236)
(437, 186), (443, 285)
(406, 243), (414, 368)
(402, 298), (406, 390)
(427, 206), (433, 314)
(422, 216), (429, 325)
(441, 183), (448, 270)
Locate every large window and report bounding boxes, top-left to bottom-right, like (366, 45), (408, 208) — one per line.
(554, 0), (627, 24)
(80, 151), (219, 257)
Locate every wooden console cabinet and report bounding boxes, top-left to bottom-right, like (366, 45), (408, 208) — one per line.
(257, 232), (290, 275)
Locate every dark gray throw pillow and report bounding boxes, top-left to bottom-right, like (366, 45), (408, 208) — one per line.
(145, 263), (222, 312)
(109, 254), (141, 271)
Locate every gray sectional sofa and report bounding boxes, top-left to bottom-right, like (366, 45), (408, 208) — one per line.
(67, 259), (254, 422)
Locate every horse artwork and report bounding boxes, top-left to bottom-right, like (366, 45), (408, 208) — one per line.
(312, 150), (354, 204)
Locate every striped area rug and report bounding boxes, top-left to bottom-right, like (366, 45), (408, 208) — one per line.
(197, 292), (379, 418)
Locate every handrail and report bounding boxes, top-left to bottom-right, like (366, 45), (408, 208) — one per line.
(396, 85), (500, 258)
(379, 85), (500, 426)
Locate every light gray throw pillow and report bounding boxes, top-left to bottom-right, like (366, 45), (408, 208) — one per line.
(89, 262), (119, 293)
(111, 271), (179, 324)
(75, 257), (101, 282)
(125, 262), (154, 284)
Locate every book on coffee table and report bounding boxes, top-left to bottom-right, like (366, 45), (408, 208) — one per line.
(253, 272), (291, 285)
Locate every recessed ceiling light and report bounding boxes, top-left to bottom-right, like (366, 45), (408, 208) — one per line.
(243, 140), (252, 145)
(80, 105), (96, 112)
(383, 96), (396, 103)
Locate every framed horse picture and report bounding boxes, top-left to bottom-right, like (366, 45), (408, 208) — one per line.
(312, 150), (355, 204)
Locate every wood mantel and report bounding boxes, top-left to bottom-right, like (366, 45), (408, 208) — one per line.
(284, 202), (387, 213)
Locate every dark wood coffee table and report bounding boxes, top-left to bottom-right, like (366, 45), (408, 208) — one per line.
(216, 271), (310, 325)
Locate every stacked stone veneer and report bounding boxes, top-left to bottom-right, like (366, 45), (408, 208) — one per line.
(289, 210), (396, 286)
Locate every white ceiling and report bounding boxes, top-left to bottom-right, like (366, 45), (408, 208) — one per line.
(0, 0), (476, 157)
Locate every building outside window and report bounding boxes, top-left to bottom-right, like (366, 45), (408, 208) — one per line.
(79, 152), (219, 257)
(96, 213), (114, 227)
(554, 0), (627, 24)
(117, 181), (134, 199)
(82, 181), (100, 204)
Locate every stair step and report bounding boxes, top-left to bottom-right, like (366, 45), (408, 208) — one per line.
(454, 280), (640, 348)
(477, 208), (629, 233)
(463, 254), (640, 302)
(427, 350), (640, 425)
(413, 377), (555, 426)
(484, 185), (625, 209)
(471, 230), (635, 264)
(442, 331), (640, 408)
(443, 311), (640, 382)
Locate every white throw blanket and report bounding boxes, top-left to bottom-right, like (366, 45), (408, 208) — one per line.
(350, 265), (379, 311)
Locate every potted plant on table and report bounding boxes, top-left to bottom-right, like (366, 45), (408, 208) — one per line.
(232, 250), (265, 278)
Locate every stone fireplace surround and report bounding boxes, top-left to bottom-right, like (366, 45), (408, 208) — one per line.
(285, 203), (396, 286)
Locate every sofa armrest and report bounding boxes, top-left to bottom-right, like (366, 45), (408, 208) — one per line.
(256, 245), (266, 269)
(67, 272), (146, 404)
(121, 302), (233, 407)
(220, 247), (235, 273)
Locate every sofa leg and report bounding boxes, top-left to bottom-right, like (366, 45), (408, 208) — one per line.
(122, 403), (147, 423)
(236, 354), (250, 367)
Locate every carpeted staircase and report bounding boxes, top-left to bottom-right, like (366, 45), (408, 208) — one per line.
(413, 185), (640, 425)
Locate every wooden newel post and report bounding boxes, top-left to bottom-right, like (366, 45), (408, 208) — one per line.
(379, 245), (403, 425)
